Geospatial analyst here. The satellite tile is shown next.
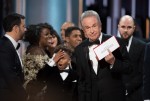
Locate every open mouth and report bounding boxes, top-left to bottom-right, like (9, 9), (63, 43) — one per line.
(51, 42), (54, 45)
(48, 40), (54, 45)
(58, 63), (62, 67)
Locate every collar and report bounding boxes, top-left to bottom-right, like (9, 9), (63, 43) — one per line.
(64, 66), (69, 70)
(99, 33), (103, 43)
(127, 35), (133, 47)
(5, 34), (18, 49)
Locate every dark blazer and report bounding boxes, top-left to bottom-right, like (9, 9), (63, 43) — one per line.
(0, 36), (27, 101)
(74, 34), (130, 101)
(143, 42), (150, 100)
(40, 65), (78, 101)
(123, 37), (146, 101)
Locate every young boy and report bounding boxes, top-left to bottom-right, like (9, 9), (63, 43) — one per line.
(44, 44), (78, 101)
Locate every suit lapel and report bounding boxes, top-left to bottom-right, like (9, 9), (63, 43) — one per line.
(81, 40), (96, 76)
(3, 36), (24, 82)
(84, 41), (99, 75)
(64, 69), (73, 82)
(3, 36), (22, 68)
(129, 38), (136, 56)
(101, 34), (110, 43)
(97, 34), (110, 74)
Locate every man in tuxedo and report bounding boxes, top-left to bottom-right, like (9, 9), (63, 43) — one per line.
(118, 15), (146, 101)
(0, 13), (27, 101)
(74, 10), (130, 101)
(143, 42), (150, 101)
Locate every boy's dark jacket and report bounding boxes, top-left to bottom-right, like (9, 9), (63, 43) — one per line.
(37, 64), (78, 101)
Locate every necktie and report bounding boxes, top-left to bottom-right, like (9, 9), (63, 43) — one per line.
(88, 40), (100, 46)
(59, 69), (70, 73)
(16, 43), (20, 50)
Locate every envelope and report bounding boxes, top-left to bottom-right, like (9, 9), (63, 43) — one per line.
(93, 36), (120, 60)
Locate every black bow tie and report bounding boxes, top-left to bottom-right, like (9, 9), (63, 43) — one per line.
(16, 43), (20, 50)
(59, 69), (70, 73)
(88, 40), (100, 46)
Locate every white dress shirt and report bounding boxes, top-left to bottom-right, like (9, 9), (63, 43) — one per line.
(47, 53), (56, 67)
(60, 66), (69, 81)
(126, 36), (133, 52)
(88, 33), (102, 74)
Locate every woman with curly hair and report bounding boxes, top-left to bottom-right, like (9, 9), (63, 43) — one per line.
(23, 23), (64, 101)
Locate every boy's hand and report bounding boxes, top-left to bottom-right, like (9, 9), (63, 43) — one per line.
(53, 49), (64, 63)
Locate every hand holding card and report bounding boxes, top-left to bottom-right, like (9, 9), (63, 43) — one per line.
(93, 36), (120, 60)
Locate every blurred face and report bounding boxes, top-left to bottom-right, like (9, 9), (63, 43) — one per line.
(18, 19), (26, 40)
(60, 23), (74, 41)
(66, 30), (82, 48)
(81, 16), (101, 42)
(118, 16), (135, 39)
(48, 34), (58, 48)
(39, 28), (50, 48)
(57, 52), (71, 70)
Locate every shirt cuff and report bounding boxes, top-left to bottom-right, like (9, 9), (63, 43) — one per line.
(47, 58), (56, 67)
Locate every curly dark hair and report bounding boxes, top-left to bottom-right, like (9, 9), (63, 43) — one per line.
(24, 23), (54, 45)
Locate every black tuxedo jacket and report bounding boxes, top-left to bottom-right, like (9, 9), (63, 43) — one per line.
(0, 36), (26, 101)
(123, 37), (146, 101)
(74, 34), (131, 101)
(39, 65), (78, 101)
(143, 42), (150, 100)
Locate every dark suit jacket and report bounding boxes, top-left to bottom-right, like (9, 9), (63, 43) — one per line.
(143, 42), (150, 100)
(123, 37), (146, 101)
(0, 36), (27, 101)
(74, 34), (130, 101)
(39, 65), (78, 101)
